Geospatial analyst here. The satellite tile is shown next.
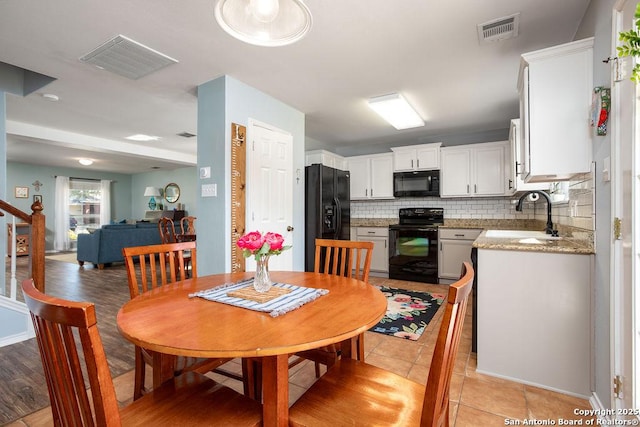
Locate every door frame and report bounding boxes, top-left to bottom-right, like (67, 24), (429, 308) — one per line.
(610, 0), (639, 415)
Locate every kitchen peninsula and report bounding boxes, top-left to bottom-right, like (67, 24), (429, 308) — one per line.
(473, 227), (594, 398)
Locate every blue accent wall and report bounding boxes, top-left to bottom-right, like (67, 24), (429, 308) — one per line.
(6, 162), (132, 252)
(131, 167), (197, 218)
(1, 92), (6, 291)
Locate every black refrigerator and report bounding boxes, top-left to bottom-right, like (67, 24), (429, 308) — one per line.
(305, 164), (350, 272)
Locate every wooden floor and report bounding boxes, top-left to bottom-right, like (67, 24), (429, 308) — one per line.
(1, 256), (136, 424)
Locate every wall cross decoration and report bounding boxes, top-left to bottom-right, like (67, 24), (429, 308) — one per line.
(32, 180), (43, 192)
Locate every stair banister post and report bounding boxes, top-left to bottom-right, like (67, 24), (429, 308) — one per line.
(30, 201), (45, 293)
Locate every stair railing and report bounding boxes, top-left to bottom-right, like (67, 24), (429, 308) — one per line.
(0, 200), (45, 293)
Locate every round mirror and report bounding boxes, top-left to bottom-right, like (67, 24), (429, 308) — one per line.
(164, 183), (180, 204)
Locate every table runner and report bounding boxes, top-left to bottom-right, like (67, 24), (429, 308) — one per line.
(188, 279), (329, 317)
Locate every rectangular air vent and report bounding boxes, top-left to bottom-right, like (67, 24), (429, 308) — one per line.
(477, 13), (520, 44)
(79, 35), (178, 80)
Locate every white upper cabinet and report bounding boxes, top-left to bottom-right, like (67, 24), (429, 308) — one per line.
(391, 143), (442, 171)
(346, 153), (394, 200)
(441, 141), (509, 198)
(305, 149), (347, 171)
(518, 38), (593, 183)
(506, 119), (551, 195)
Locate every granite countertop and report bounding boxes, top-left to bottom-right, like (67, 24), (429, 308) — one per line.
(351, 217), (595, 255)
(351, 218), (398, 227)
(472, 230), (594, 255)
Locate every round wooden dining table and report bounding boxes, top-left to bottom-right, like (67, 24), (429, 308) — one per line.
(116, 271), (387, 427)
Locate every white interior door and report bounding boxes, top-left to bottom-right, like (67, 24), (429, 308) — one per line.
(246, 119), (294, 272)
(611, 0), (638, 414)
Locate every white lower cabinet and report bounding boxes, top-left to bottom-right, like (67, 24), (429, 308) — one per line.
(438, 228), (482, 284)
(477, 249), (592, 397)
(353, 227), (388, 274)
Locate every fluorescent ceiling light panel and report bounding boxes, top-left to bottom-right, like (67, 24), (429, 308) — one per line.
(367, 93), (425, 130)
(125, 134), (160, 142)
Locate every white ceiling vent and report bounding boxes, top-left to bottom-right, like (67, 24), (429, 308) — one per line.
(79, 35), (178, 80)
(477, 13), (520, 44)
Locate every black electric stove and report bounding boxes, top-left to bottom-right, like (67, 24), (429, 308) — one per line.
(388, 208), (444, 283)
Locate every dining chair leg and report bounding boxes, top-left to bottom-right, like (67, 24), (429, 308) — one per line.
(133, 346), (146, 400)
(356, 333), (365, 361)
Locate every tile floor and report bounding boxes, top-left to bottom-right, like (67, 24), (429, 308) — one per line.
(7, 277), (594, 426)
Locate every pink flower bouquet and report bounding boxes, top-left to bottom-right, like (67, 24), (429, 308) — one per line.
(237, 231), (291, 260)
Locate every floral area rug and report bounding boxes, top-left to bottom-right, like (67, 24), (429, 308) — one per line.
(369, 286), (445, 341)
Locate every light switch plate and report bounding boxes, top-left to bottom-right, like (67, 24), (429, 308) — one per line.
(602, 157), (610, 182)
(200, 167), (211, 179)
(201, 183), (217, 197)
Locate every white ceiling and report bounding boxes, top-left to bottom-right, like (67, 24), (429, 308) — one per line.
(0, 0), (590, 174)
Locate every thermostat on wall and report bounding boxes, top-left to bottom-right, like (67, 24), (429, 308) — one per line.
(200, 167), (211, 179)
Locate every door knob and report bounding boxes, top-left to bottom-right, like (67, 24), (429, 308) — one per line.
(287, 226), (294, 232)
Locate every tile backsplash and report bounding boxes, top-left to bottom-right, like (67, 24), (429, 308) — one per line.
(351, 172), (594, 231)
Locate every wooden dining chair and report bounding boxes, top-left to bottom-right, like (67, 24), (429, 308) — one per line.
(157, 216), (193, 276)
(157, 216), (178, 244)
(122, 242), (246, 400)
(291, 238), (374, 377)
(288, 262), (474, 427)
(180, 215), (197, 235)
(21, 278), (262, 427)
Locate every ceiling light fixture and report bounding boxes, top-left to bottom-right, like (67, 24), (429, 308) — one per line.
(367, 93), (425, 130)
(78, 159), (94, 166)
(214, 0), (312, 47)
(41, 93), (59, 102)
(125, 134), (161, 142)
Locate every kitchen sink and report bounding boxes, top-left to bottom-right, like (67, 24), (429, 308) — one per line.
(485, 229), (561, 240)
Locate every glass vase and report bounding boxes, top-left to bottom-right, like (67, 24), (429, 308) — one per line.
(253, 254), (273, 293)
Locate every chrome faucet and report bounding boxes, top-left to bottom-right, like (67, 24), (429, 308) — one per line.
(515, 190), (556, 235)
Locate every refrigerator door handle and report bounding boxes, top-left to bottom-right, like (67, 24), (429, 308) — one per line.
(334, 197), (341, 239)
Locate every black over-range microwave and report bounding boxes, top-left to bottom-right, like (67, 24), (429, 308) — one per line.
(393, 170), (440, 197)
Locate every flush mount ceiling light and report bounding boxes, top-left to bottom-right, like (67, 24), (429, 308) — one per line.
(214, 0), (312, 47)
(41, 93), (59, 102)
(367, 93), (425, 130)
(78, 159), (94, 166)
(125, 134), (161, 142)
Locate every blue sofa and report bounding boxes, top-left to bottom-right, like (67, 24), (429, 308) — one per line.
(76, 222), (163, 269)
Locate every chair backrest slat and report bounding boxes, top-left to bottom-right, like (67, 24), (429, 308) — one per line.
(123, 242), (196, 298)
(22, 279), (122, 426)
(421, 261), (474, 426)
(313, 239), (374, 282)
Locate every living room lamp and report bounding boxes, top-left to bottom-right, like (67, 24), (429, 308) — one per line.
(214, 0), (312, 47)
(144, 187), (161, 210)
